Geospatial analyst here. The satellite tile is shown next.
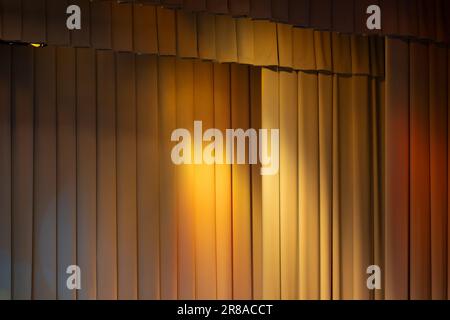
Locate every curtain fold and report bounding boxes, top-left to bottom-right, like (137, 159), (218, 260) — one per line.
(385, 37), (449, 300)
(119, 0), (450, 44)
(0, 45), (258, 300)
(258, 68), (384, 300)
(0, 24), (449, 302)
(0, 2), (384, 77)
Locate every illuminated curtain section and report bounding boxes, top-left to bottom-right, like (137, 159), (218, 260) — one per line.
(0, 1), (384, 78)
(385, 38), (450, 300)
(0, 44), (258, 300)
(258, 68), (385, 300)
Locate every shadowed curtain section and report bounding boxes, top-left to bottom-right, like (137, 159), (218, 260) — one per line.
(100, 0), (450, 44)
(385, 38), (450, 300)
(0, 44), (257, 300)
(259, 67), (384, 300)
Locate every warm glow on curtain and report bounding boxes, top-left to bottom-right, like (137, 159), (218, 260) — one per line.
(1, 20), (449, 301)
(257, 68), (384, 300)
(0, 44), (260, 300)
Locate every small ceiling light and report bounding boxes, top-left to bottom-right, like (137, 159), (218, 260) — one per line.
(0, 40), (47, 47)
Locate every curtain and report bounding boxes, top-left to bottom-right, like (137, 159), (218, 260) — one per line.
(258, 69), (384, 300)
(0, 2), (384, 78)
(385, 38), (450, 300)
(0, 8), (449, 301)
(108, 0), (450, 45)
(0, 44), (259, 300)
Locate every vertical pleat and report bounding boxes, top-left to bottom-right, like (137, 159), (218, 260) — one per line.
(397, 0), (418, 37)
(0, 45), (12, 300)
(337, 75), (354, 299)
(331, 74), (341, 300)
(197, 13), (217, 60)
(379, 0), (398, 35)
(418, 0), (436, 41)
(91, 1), (112, 49)
(56, 47), (77, 300)
(331, 33), (352, 75)
(214, 63), (232, 300)
(194, 61), (217, 299)
(435, 0), (446, 43)
(157, 7), (177, 55)
(176, 10), (198, 58)
(136, 55), (160, 300)
(298, 71), (320, 299)
(236, 18), (254, 65)
(277, 23), (293, 69)
(75, 49), (98, 300)
(112, 2), (133, 52)
(429, 44), (448, 300)
(351, 75), (372, 300)
(279, 71), (298, 300)
(215, 15), (238, 63)
(158, 57), (178, 299)
(385, 38), (410, 300)
(261, 68), (280, 299)
(33, 46), (57, 300)
(351, 36), (370, 75)
(318, 74), (332, 300)
(231, 64), (253, 299)
(373, 76), (385, 300)
(250, 67), (263, 300)
(253, 21), (278, 67)
(292, 28), (316, 70)
(96, 50), (117, 300)
(409, 42), (431, 300)
(176, 59), (196, 300)
(314, 31), (332, 72)
(76, 48), (97, 299)
(133, 4), (158, 54)
(12, 46), (34, 300)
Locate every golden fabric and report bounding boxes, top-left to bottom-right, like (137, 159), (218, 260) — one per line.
(258, 69), (384, 299)
(0, 2), (384, 77)
(0, 44), (259, 300)
(0, 3), (449, 302)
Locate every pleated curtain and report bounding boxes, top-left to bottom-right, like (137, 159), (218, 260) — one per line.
(259, 68), (384, 300)
(0, 44), (261, 300)
(1, 1), (449, 302)
(385, 38), (449, 300)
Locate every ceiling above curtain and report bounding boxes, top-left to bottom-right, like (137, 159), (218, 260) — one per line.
(0, 0), (384, 77)
(124, 0), (450, 44)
